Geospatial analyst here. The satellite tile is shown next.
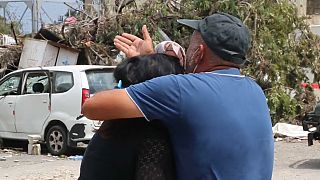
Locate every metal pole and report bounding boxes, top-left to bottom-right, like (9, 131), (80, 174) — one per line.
(0, 2), (7, 22)
(31, 0), (39, 35)
(31, 0), (35, 34)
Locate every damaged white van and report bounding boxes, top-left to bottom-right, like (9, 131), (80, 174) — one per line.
(0, 65), (116, 155)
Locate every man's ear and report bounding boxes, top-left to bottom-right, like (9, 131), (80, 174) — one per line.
(194, 44), (205, 64)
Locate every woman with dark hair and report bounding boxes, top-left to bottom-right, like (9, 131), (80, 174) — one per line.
(79, 53), (184, 180)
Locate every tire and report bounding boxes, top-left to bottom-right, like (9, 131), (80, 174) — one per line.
(45, 125), (68, 156)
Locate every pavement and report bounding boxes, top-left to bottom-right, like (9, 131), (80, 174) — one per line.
(0, 139), (320, 180)
(0, 148), (81, 180)
(273, 139), (320, 180)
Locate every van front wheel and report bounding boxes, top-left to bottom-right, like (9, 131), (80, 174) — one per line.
(45, 125), (68, 156)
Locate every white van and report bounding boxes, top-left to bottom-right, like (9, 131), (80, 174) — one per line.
(0, 65), (116, 155)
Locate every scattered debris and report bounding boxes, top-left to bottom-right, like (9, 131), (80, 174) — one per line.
(275, 137), (283, 142)
(0, 154), (12, 158)
(273, 123), (309, 140)
(59, 155), (67, 158)
(68, 155), (83, 161)
(0, 34), (16, 46)
(27, 142), (41, 155)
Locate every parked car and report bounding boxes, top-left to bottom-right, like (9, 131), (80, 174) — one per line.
(0, 65), (116, 155)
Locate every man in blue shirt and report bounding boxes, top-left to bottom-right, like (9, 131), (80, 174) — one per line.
(83, 12), (274, 180)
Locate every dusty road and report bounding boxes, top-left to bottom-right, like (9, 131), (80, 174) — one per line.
(0, 140), (320, 179)
(273, 140), (320, 180)
(0, 147), (82, 180)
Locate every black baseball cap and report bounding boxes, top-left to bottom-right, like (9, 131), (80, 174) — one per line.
(177, 12), (251, 64)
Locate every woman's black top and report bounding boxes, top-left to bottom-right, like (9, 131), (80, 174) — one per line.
(79, 118), (175, 180)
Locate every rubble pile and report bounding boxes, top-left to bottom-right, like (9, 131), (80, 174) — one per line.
(0, 45), (22, 78)
(41, 15), (120, 66)
(42, 0), (182, 66)
(0, 15), (121, 74)
(0, 0), (182, 78)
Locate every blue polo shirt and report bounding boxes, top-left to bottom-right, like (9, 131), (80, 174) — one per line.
(126, 68), (274, 180)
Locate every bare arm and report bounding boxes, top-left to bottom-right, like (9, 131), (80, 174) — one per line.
(82, 89), (143, 120)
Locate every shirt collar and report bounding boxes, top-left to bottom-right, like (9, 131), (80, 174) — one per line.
(212, 68), (241, 75)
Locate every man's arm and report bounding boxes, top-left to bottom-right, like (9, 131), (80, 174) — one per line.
(82, 89), (143, 120)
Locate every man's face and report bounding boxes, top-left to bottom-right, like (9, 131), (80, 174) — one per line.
(185, 31), (202, 73)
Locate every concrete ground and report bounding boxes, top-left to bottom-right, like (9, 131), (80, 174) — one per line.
(273, 140), (320, 180)
(0, 145), (82, 180)
(0, 140), (320, 179)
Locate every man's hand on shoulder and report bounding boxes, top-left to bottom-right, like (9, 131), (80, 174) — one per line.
(82, 89), (143, 121)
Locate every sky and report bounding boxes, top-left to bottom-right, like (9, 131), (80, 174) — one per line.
(0, 0), (80, 34)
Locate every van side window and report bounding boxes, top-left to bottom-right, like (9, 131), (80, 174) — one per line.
(0, 75), (21, 96)
(24, 72), (49, 94)
(53, 72), (74, 93)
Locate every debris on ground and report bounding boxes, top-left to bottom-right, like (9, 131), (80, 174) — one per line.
(1, 146), (83, 164)
(68, 155), (83, 161)
(273, 123), (309, 140)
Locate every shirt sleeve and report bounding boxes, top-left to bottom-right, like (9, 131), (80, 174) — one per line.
(125, 75), (181, 122)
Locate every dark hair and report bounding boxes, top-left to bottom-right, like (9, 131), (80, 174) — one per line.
(98, 53), (181, 179)
(114, 53), (184, 87)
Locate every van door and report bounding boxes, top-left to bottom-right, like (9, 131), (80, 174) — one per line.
(15, 71), (51, 134)
(0, 73), (22, 133)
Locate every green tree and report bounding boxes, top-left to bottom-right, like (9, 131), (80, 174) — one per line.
(96, 0), (320, 124)
(0, 17), (11, 34)
(0, 16), (21, 36)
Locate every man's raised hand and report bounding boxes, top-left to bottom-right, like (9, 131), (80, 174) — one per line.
(114, 25), (154, 58)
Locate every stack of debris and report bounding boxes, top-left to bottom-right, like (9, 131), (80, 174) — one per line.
(0, 45), (22, 78)
(0, 0), (181, 78)
(37, 14), (120, 66)
(0, 18), (117, 79)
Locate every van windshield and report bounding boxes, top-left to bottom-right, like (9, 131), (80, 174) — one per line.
(86, 69), (116, 94)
